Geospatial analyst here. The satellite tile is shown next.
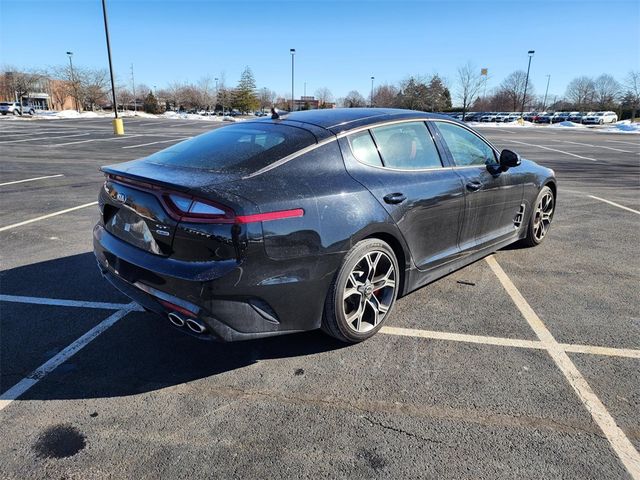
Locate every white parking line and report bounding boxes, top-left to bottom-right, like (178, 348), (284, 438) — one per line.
(507, 140), (598, 161)
(0, 305), (136, 412)
(553, 140), (632, 153)
(0, 201), (98, 232)
(51, 134), (143, 147)
(0, 133), (91, 144)
(588, 195), (640, 215)
(486, 255), (640, 479)
(122, 137), (191, 149)
(0, 294), (136, 311)
(605, 140), (639, 147)
(0, 174), (64, 187)
(380, 327), (640, 359)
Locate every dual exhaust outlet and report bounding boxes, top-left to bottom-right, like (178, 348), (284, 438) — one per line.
(167, 312), (208, 334)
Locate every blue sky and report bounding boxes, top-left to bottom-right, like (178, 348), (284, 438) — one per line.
(1, 0), (638, 103)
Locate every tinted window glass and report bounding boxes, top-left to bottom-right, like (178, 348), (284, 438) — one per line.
(435, 122), (497, 166)
(144, 123), (316, 174)
(347, 130), (382, 167)
(370, 122), (442, 170)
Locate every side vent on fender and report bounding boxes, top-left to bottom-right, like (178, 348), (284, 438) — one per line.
(514, 204), (526, 228)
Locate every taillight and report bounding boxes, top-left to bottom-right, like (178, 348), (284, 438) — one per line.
(107, 174), (303, 225)
(163, 193), (235, 223)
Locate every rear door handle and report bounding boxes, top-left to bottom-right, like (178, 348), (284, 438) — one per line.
(383, 193), (406, 204)
(466, 181), (483, 191)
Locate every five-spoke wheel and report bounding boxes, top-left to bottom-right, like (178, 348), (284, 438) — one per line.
(323, 239), (399, 342)
(522, 185), (555, 247)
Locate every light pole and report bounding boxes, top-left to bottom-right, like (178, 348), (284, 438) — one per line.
(290, 48), (295, 112)
(542, 74), (551, 112)
(520, 50), (535, 117)
(66, 51), (79, 112)
(100, 0), (122, 134)
(214, 77), (218, 113)
(130, 63), (136, 113)
(370, 76), (375, 107)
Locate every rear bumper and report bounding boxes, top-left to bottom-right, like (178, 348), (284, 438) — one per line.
(93, 224), (336, 341)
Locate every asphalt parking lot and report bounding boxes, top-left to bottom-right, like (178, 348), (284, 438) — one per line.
(0, 116), (638, 479)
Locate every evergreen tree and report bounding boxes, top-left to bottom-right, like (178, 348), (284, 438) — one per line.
(234, 66), (259, 113)
(143, 91), (159, 114)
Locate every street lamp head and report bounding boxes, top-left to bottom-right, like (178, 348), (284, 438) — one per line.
(290, 48), (295, 54)
(214, 77), (218, 81)
(528, 50), (535, 56)
(371, 76), (374, 80)
(66, 51), (73, 56)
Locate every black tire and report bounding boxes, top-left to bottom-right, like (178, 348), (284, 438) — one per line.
(521, 185), (555, 247)
(322, 238), (399, 343)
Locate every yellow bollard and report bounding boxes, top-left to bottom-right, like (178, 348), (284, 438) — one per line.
(112, 118), (124, 135)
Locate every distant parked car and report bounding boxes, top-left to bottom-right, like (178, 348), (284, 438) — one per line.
(494, 112), (511, 122)
(463, 112), (482, 122)
(480, 112), (498, 122)
(551, 112), (570, 124)
(0, 102), (36, 115)
(522, 112), (536, 122)
(534, 113), (553, 124)
(582, 111), (618, 125)
(567, 112), (583, 123)
(505, 114), (521, 122)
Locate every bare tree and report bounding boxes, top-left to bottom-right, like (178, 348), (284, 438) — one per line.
(593, 74), (620, 110)
(342, 90), (366, 107)
(314, 87), (334, 108)
(258, 87), (276, 111)
(565, 76), (596, 112)
(498, 71), (536, 112)
(623, 71), (640, 120)
(372, 84), (400, 108)
(0, 66), (45, 109)
(81, 68), (109, 111)
(457, 62), (484, 120)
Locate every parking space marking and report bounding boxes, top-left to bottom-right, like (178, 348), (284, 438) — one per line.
(51, 134), (143, 147)
(553, 140), (633, 153)
(0, 294), (136, 311)
(507, 140), (598, 161)
(122, 137), (192, 149)
(0, 201), (98, 232)
(486, 255), (640, 479)
(588, 195), (640, 215)
(380, 327), (640, 359)
(0, 304), (137, 412)
(0, 174), (64, 187)
(0, 133), (91, 144)
(605, 140), (639, 146)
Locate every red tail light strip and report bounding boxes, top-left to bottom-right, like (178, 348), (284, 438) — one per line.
(236, 209), (305, 224)
(107, 174), (304, 224)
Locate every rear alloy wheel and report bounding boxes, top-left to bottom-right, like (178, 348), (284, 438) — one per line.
(522, 186), (554, 247)
(322, 239), (399, 343)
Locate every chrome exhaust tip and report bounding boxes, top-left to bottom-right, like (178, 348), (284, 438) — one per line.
(185, 317), (208, 334)
(168, 312), (185, 327)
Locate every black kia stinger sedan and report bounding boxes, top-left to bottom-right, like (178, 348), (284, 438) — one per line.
(94, 108), (556, 343)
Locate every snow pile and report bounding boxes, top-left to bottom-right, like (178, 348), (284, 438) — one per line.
(551, 121), (585, 128)
(54, 110), (100, 118)
(602, 121), (640, 134)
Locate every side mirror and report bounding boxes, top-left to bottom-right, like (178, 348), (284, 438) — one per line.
(499, 149), (521, 169)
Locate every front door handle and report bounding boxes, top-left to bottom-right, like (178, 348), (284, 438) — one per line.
(383, 193), (406, 204)
(466, 181), (483, 191)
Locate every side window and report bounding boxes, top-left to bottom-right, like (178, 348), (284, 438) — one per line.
(370, 121), (442, 170)
(347, 130), (383, 167)
(435, 122), (497, 167)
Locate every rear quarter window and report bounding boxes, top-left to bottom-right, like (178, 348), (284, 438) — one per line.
(143, 123), (316, 175)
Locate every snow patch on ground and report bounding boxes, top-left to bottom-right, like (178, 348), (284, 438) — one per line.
(550, 121), (585, 128)
(600, 121), (640, 134)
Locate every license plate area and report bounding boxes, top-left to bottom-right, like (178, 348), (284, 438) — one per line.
(106, 207), (163, 255)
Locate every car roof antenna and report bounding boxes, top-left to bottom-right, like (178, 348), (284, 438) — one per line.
(271, 107), (280, 120)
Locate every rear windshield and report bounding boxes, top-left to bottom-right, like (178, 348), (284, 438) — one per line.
(143, 123), (316, 173)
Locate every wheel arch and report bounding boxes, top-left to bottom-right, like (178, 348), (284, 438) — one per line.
(356, 229), (410, 297)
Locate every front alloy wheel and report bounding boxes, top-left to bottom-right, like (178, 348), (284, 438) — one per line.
(322, 239), (399, 342)
(522, 185), (555, 247)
